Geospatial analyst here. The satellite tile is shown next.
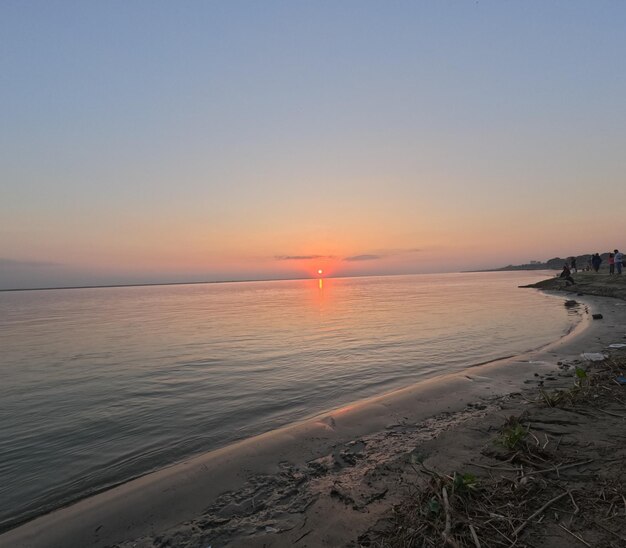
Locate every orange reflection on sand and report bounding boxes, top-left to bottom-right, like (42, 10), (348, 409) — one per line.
(333, 403), (357, 416)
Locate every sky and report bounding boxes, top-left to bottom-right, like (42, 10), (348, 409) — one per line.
(2, 1), (626, 289)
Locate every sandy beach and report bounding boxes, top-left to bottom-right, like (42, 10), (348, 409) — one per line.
(2, 277), (625, 548)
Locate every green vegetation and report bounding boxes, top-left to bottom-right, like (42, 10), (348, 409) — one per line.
(497, 421), (528, 450)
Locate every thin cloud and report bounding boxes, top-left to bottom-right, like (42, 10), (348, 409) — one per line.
(344, 254), (382, 262)
(274, 248), (421, 262)
(275, 254), (334, 261)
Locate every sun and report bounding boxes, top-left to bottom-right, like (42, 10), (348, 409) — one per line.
(317, 269), (323, 276)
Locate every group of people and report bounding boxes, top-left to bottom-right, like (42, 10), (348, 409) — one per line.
(561, 249), (623, 285)
(578, 249), (624, 274)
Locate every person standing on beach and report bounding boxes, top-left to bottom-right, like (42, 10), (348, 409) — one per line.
(608, 253), (615, 275)
(615, 249), (623, 274)
(570, 257), (577, 273)
(591, 253), (602, 272)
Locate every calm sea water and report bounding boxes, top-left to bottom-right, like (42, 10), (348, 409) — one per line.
(0, 272), (579, 530)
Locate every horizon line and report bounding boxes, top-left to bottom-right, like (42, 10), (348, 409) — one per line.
(0, 266), (554, 293)
(0, 271), (450, 293)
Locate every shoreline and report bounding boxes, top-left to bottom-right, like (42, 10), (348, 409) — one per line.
(1, 289), (614, 548)
(0, 345), (567, 537)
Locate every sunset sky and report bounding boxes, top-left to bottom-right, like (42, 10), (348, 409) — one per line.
(2, 1), (626, 289)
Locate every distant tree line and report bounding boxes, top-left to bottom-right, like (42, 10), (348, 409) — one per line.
(496, 253), (612, 271)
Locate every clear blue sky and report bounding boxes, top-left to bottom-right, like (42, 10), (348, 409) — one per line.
(2, 1), (626, 288)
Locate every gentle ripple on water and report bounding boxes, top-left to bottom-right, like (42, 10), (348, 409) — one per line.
(0, 272), (580, 530)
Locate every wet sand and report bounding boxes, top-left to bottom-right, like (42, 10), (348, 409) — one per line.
(2, 292), (624, 548)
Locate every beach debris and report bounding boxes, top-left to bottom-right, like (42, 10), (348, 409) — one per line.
(581, 352), (606, 362)
(371, 353), (626, 548)
(609, 343), (626, 348)
(615, 376), (626, 385)
(592, 313), (603, 319)
(564, 300), (578, 307)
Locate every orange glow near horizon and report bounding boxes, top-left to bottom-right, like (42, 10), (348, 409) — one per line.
(298, 259), (339, 280)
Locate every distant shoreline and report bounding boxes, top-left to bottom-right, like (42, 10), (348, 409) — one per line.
(466, 266), (559, 273)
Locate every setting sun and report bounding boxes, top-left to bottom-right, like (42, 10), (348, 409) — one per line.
(317, 269), (323, 276)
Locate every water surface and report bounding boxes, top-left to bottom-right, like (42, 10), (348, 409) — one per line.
(0, 272), (579, 530)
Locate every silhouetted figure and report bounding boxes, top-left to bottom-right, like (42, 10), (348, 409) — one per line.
(615, 249), (624, 275)
(560, 264), (575, 285)
(608, 253), (615, 275)
(591, 253), (602, 272)
(570, 257), (577, 273)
